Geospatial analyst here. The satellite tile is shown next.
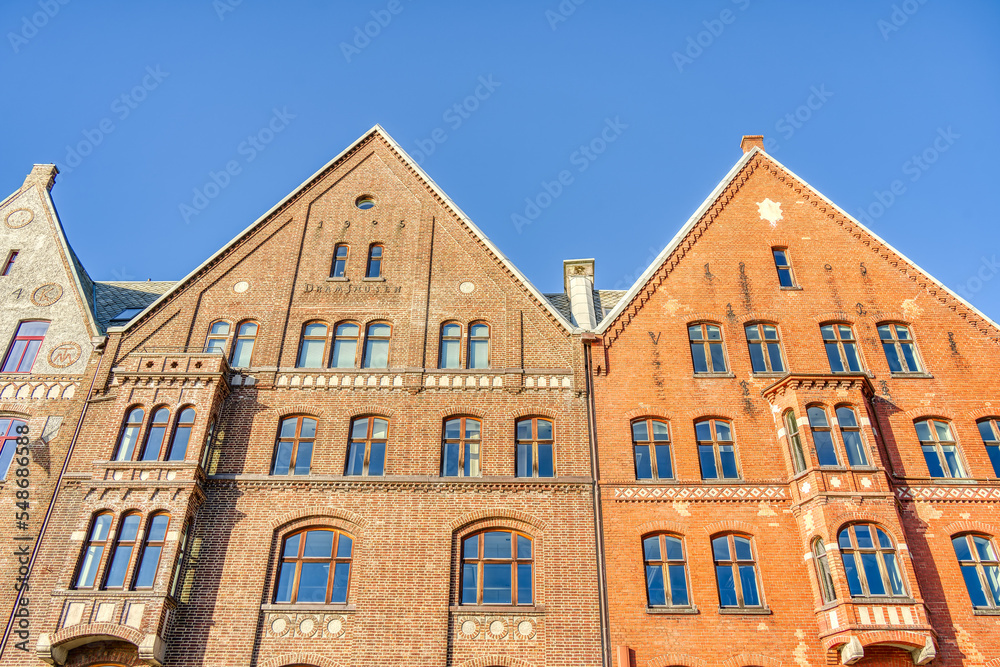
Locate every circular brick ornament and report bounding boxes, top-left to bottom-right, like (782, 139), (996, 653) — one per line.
(4, 208), (34, 229)
(49, 342), (82, 368)
(460, 620), (477, 636)
(488, 619), (506, 637)
(233, 281), (249, 293)
(459, 281), (475, 294)
(31, 283), (63, 306)
(270, 617), (288, 635)
(328, 617), (343, 635)
(299, 617), (315, 635)
(517, 620), (534, 637)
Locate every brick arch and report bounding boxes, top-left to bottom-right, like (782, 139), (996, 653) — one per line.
(943, 520), (1000, 537)
(721, 653), (783, 667)
(258, 654), (347, 667)
(855, 629), (930, 649)
(51, 623), (144, 649)
(647, 654), (708, 667)
(636, 519), (688, 537)
(450, 508), (546, 532)
(968, 407), (1000, 420)
(684, 312), (728, 325)
(985, 659), (1000, 667)
(624, 408), (672, 422)
(260, 405), (328, 421)
(867, 312), (911, 326)
(826, 511), (905, 544)
(359, 313), (395, 326)
(901, 406), (955, 421)
(436, 406), (487, 419)
(269, 507), (367, 530)
(703, 520), (757, 536)
(735, 311), (785, 325)
(509, 407), (556, 420)
(66, 644), (141, 667)
(811, 311), (856, 324)
(344, 405), (396, 419)
(452, 656), (538, 667)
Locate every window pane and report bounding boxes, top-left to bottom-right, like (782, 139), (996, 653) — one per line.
(733, 537), (752, 561)
(712, 536), (730, 560)
(2, 341), (27, 372)
(842, 554), (863, 596)
(347, 442), (365, 475)
(843, 431), (867, 466)
(517, 563), (532, 604)
(303, 530), (333, 558)
(368, 442), (385, 475)
(709, 342), (726, 372)
(860, 552), (886, 595)
(76, 546), (104, 588)
(688, 325), (703, 340)
(695, 421), (712, 441)
(854, 526), (873, 548)
(664, 536), (683, 560)
(330, 562), (350, 603)
(739, 565), (760, 605)
(669, 564), (688, 605)
(517, 535), (532, 559)
(773, 249), (787, 265)
(134, 545), (162, 588)
(838, 530), (852, 550)
(466, 419), (480, 438)
(719, 445), (738, 478)
(715, 421), (732, 441)
(462, 563), (478, 604)
(748, 343), (766, 372)
(441, 340), (460, 368)
(332, 340), (357, 368)
(371, 418), (388, 439)
(974, 536), (997, 561)
(536, 420), (553, 440)
(953, 536), (973, 561)
(634, 445), (652, 479)
(987, 445), (1000, 476)
(18, 340), (41, 372)
(364, 339), (389, 368)
(631, 421), (648, 441)
(766, 342), (784, 372)
(482, 563), (511, 604)
(484, 532), (511, 558)
(807, 407), (828, 428)
(516, 443), (532, 477)
(643, 536), (661, 560)
(655, 444), (673, 479)
(691, 344), (708, 372)
(882, 343), (902, 372)
(652, 421), (669, 440)
(297, 562), (330, 602)
(820, 325), (836, 340)
(961, 564), (990, 607)
(923, 446), (945, 478)
(283, 534), (301, 558)
(877, 324), (893, 340)
(716, 565), (738, 606)
(464, 442), (479, 476)
(337, 534), (353, 558)
(537, 443), (554, 477)
(901, 343), (919, 372)
(883, 553), (904, 595)
(777, 267), (793, 287)
(844, 343), (862, 372)
(469, 340), (489, 368)
(517, 420), (532, 440)
(141, 426), (166, 461)
(275, 562), (296, 602)
(825, 343), (844, 372)
(914, 421), (933, 442)
(935, 421), (954, 441)
(167, 426), (191, 461)
(837, 407), (858, 428)
(814, 432), (839, 466)
(699, 445), (717, 479)
(231, 339), (253, 367)
(105, 545), (134, 587)
(116, 426), (140, 461)
(986, 566), (1000, 606)
(745, 326), (760, 341)
(646, 565), (666, 605)
(299, 339), (325, 368)
(443, 442), (460, 476)
(980, 421), (998, 442)
(706, 325), (722, 340)
(942, 445), (963, 477)
(272, 441), (292, 475)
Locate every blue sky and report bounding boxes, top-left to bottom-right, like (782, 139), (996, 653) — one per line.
(3, 1), (999, 320)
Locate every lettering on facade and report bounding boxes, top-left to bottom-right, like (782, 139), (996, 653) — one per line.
(859, 262), (868, 277)
(704, 263), (714, 281)
(856, 302), (867, 316)
(302, 283), (402, 295)
(31, 283), (63, 307)
(49, 342), (82, 368)
(647, 331), (661, 345)
(947, 332), (959, 355)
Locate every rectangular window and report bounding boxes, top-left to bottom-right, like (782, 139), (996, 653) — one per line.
(632, 419), (672, 480)
(331, 244), (349, 277)
(772, 248), (795, 287)
(366, 245), (383, 278)
(2, 251), (18, 276)
(696, 419), (739, 480)
(916, 419), (966, 478)
(821, 324), (862, 373)
(516, 418), (554, 478)
(878, 323), (922, 373)
(745, 323), (785, 373)
(2, 321), (49, 373)
(978, 420), (1000, 478)
(689, 323), (727, 374)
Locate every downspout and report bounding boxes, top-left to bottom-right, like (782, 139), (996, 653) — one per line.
(0, 338), (108, 654)
(583, 335), (611, 667)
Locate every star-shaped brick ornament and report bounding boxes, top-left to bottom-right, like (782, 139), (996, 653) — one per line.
(756, 198), (783, 228)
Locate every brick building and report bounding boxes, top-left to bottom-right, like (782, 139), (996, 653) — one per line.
(0, 130), (998, 667)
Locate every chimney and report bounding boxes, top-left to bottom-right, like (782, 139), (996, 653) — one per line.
(23, 164), (59, 191)
(563, 259), (597, 329)
(740, 135), (765, 154)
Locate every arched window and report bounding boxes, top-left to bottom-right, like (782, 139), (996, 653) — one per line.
(688, 322), (727, 374)
(114, 407), (145, 461)
(442, 417), (480, 477)
(140, 407), (170, 462)
(461, 529), (532, 605)
(916, 418), (965, 478)
(362, 322), (391, 368)
(783, 410), (806, 473)
(75, 513), (113, 588)
(744, 323), (785, 373)
(821, 323), (862, 373)
(297, 322), (328, 368)
(807, 406), (839, 467)
(2, 321), (49, 373)
(977, 419), (1000, 477)
(134, 513), (170, 589)
(516, 417), (554, 478)
(231, 321), (258, 368)
(166, 407), (195, 462)
(838, 524), (905, 597)
(331, 322), (360, 368)
(204, 320), (230, 354)
(696, 418), (738, 479)
(273, 416), (316, 476)
(347, 417), (388, 476)
(439, 322), (462, 369)
(275, 528), (353, 604)
(104, 513), (141, 589)
(712, 533), (762, 608)
(952, 533), (1000, 609)
(366, 244), (383, 278)
(0, 418), (28, 481)
(331, 243), (349, 278)
(642, 533), (689, 607)
(468, 322), (490, 369)
(877, 322), (922, 373)
(813, 538), (836, 603)
(836, 406), (868, 466)
(632, 418), (672, 480)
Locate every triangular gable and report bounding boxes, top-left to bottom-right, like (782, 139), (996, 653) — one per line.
(596, 147), (1000, 346)
(116, 125), (576, 334)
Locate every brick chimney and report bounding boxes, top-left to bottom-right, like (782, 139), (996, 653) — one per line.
(23, 164), (59, 191)
(563, 259), (596, 329)
(740, 135), (765, 154)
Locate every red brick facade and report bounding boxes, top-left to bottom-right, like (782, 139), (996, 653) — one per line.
(2, 131), (998, 666)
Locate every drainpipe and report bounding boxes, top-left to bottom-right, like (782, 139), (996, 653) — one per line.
(583, 334), (611, 667)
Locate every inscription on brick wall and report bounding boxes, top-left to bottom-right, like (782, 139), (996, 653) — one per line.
(302, 283), (402, 295)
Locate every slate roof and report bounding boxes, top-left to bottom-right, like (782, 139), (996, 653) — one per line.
(93, 281), (175, 332)
(543, 290), (627, 325)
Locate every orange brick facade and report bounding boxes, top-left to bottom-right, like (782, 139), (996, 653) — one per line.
(0, 130), (998, 666)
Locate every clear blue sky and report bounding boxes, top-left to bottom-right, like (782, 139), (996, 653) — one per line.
(3, 1), (999, 320)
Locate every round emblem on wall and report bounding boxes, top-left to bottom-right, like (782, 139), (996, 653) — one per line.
(31, 283), (63, 306)
(459, 281), (475, 294)
(233, 281), (249, 293)
(49, 342), (82, 368)
(4, 208), (34, 229)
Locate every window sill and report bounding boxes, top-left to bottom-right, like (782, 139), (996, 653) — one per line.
(973, 608), (1000, 616)
(451, 604), (545, 614)
(692, 372), (735, 379)
(848, 596), (916, 605)
(647, 605), (699, 615)
(362, 277), (386, 282)
(888, 372), (933, 379)
(326, 276), (349, 282)
(751, 372), (787, 378)
(926, 478), (976, 484)
(718, 606), (771, 615)
(779, 286), (803, 291)
(261, 603), (356, 613)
